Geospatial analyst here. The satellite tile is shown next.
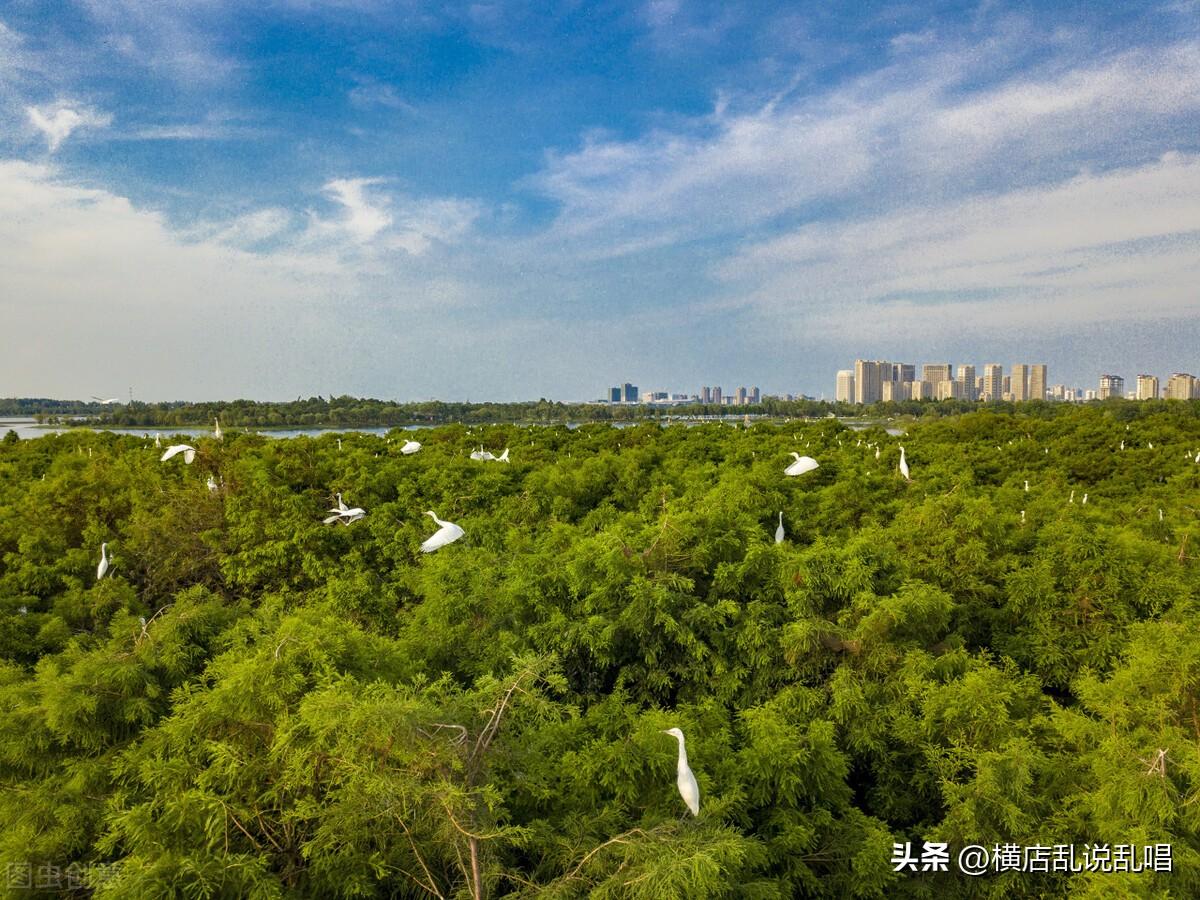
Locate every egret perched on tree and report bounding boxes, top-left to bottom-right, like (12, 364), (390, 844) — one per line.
(784, 453), (819, 476)
(875, 447), (880, 460)
(898, 446), (910, 481)
(420, 511), (464, 552)
(775, 512), (785, 544)
(1020, 509), (1026, 524)
(401, 440), (421, 455)
(206, 475), (219, 493)
(97, 543), (109, 581)
(1024, 480), (1029, 492)
(1082, 493), (1088, 505)
(214, 419), (223, 440)
(662, 728), (700, 816)
(160, 444), (196, 464)
(154, 433), (161, 448)
(1069, 490), (1075, 504)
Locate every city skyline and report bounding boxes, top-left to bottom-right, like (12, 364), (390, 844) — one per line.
(2, 3), (1200, 401)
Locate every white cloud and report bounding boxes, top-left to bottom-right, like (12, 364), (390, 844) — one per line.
(26, 101), (112, 151)
(318, 177), (393, 242)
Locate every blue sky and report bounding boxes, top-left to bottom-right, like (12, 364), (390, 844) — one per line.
(1, 0), (1199, 401)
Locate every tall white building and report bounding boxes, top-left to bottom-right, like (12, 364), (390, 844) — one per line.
(1028, 364), (1047, 402)
(981, 364), (1004, 401)
(1098, 374), (1124, 399)
(1010, 364), (1030, 401)
(1166, 373), (1197, 399)
(956, 365), (976, 401)
(1136, 375), (1160, 400)
(835, 370), (855, 403)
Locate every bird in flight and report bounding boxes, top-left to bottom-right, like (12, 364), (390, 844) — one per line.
(784, 453), (819, 477)
(160, 444), (197, 464)
(91, 396), (120, 404)
(324, 493), (365, 525)
(420, 511), (464, 552)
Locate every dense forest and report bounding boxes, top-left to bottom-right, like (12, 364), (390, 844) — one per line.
(1, 395), (1116, 429)
(1, 404), (1199, 897)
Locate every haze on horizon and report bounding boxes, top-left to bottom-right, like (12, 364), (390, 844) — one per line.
(1, 1), (1199, 403)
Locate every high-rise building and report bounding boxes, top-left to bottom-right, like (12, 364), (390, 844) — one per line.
(1010, 364), (1030, 401)
(712, 386), (722, 405)
(1166, 373), (1197, 400)
(736, 386), (748, 405)
(1098, 374), (1124, 400)
(835, 370), (855, 403)
(937, 379), (963, 401)
(1136, 375), (1160, 400)
(623, 383), (638, 403)
(1003, 375), (1011, 397)
(1028, 364), (1047, 401)
(982, 364), (1004, 401)
(750, 386), (760, 404)
(896, 364), (916, 384)
(609, 386), (621, 403)
(922, 363), (952, 387)
(701, 386), (712, 404)
(957, 365), (977, 401)
(911, 381), (933, 400)
(1084, 389), (1098, 401)
(854, 359), (883, 405)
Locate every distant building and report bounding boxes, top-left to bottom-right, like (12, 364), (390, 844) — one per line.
(835, 370), (855, 403)
(1029, 364), (1047, 401)
(609, 386), (621, 403)
(623, 383), (638, 403)
(911, 380), (933, 400)
(982, 364), (1004, 401)
(854, 359), (883, 405)
(922, 363), (952, 387)
(1136, 375), (1160, 400)
(1098, 374), (1124, 400)
(1085, 389), (1098, 401)
(712, 386), (722, 405)
(1166, 373), (1197, 400)
(701, 386), (712, 404)
(735, 386), (748, 405)
(957, 365), (976, 401)
(937, 379), (962, 401)
(750, 386), (760, 404)
(896, 363), (916, 384)
(1010, 364), (1030, 401)
(1003, 375), (1011, 396)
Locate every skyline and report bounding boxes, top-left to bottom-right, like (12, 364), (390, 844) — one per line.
(2, 2), (1200, 401)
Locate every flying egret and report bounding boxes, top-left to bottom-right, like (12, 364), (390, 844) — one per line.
(420, 511), (464, 552)
(324, 493), (365, 525)
(470, 447), (486, 460)
(160, 444), (196, 464)
(214, 419), (223, 440)
(784, 453), (819, 476)
(91, 396), (120, 404)
(494, 448), (510, 463)
(898, 446), (910, 481)
(97, 543), (109, 581)
(401, 440), (421, 455)
(775, 512), (785, 544)
(662, 728), (700, 816)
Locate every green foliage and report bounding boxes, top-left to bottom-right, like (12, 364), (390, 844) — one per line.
(0, 406), (1198, 897)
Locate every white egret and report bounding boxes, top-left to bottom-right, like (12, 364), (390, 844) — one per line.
(1082, 493), (1088, 505)
(214, 419), (223, 440)
(1069, 490), (1075, 504)
(1020, 510), (1026, 524)
(494, 448), (510, 463)
(401, 440), (422, 455)
(91, 396), (120, 404)
(160, 444), (196, 464)
(206, 475), (218, 493)
(420, 511), (464, 552)
(97, 543), (109, 581)
(337, 438), (342, 451)
(1024, 480), (1029, 492)
(324, 493), (365, 525)
(470, 447), (486, 460)
(1120, 440), (1125, 451)
(875, 447), (880, 460)
(1159, 508), (1164, 521)
(775, 512), (785, 544)
(784, 453), (819, 477)
(154, 433), (161, 448)
(898, 446), (910, 481)
(662, 728), (700, 816)
(1149, 442), (1154, 449)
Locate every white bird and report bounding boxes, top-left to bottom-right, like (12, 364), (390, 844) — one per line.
(214, 419), (223, 440)
(1024, 480), (1029, 492)
(784, 453), (819, 477)
(469, 446), (486, 460)
(1069, 490), (1075, 504)
(401, 440), (422, 455)
(1020, 509), (1026, 524)
(875, 447), (880, 460)
(1120, 440), (1125, 451)
(154, 433), (161, 448)
(774, 512), (785, 544)
(91, 396), (120, 404)
(1159, 508), (1164, 521)
(337, 438), (342, 451)
(662, 728), (700, 816)
(206, 475), (219, 493)
(898, 446), (910, 481)
(324, 493), (365, 525)
(1195, 451), (1200, 463)
(420, 511), (464, 552)
(1082, 493), (1088, 505)
(493, 448), (510, 463)
(160, 444), (196, 464)
(97, 543), (109, 581)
